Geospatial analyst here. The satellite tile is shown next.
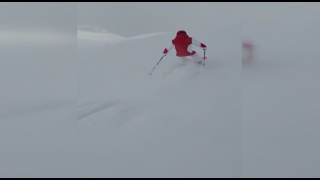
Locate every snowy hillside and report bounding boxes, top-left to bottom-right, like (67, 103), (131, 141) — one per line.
(77, 24), (172, 49)
(241, 23), (320, 178)
(1, 21), (319, 177)
(77, 22), (320, 178)
(77, 25), (242, 178)
(77, 24), (126, 49)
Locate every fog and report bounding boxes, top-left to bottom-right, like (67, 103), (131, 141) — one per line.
(77, 2), (320, 37)
(1, 2), (320, 178)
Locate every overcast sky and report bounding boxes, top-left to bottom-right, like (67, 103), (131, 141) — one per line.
(0, 2), (76, 48)
(0, 2), (76, 33)
(1, 2), (319, 37)
(77, 2), (320, 37)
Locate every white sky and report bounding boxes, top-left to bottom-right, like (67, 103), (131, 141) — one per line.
(77, 2), (320, 36)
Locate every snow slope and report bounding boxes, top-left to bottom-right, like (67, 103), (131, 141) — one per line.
(77, 25), (126, 49)
(1, 21), (319, 177)
(77, 25), (242, 178)
(1, 32), (77, 177)
(77, 22), (320, 178)
(241, 23), (320, 178)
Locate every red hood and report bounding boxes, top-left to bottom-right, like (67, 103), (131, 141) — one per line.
(174, 33), (190, 39)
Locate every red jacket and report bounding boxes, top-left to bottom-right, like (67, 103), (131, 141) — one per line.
(163, 33), (206, 57)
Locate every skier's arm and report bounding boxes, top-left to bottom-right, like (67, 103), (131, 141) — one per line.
(192, 38), (206, 50)
(163, 41), (174, 55)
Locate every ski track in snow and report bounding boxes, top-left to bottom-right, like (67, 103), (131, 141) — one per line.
(77, 101), (117, 120)
(77, 99), (142, 122)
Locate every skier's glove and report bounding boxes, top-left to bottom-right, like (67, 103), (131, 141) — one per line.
(200, 43), (207, 51)
(163, 48), (168, 56)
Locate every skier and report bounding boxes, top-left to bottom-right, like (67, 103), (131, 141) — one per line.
(162, 30), (207, 64)
(242, 40), (254, 63)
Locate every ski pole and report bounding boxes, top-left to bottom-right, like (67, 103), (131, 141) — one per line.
(203, 49), (206, 67)
(149, 55), (165, 75)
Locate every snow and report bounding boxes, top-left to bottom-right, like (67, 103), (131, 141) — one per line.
(77, 25), (126, 49)
(1, 22), (320, 178)
(76, 24), (241, 178)
(241, 22), (320, 178)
